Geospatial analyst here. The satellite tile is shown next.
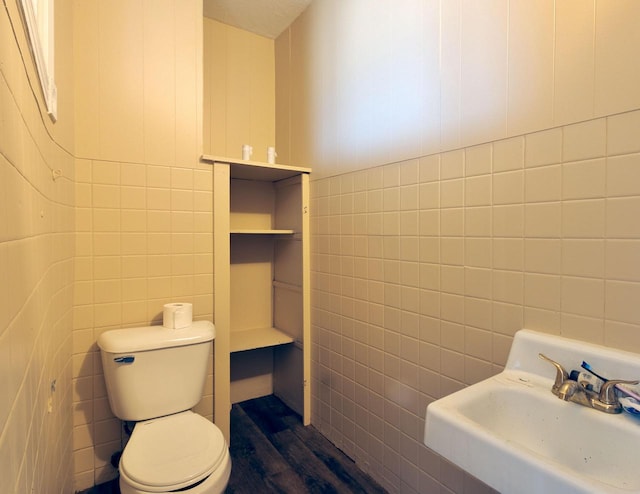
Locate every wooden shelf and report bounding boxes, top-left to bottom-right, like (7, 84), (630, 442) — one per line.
(231, 327), (294, 353)
(231, 229), (295, 235)
(201, 154), (311, 181)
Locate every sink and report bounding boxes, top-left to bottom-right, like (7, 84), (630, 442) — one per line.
(424, 330), (640, 494)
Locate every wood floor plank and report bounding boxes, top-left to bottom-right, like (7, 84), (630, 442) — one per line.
(288, 421), (387, 494)
(226, 403), (310, 494)
(228, 405), (290, 477)
(270, 428), (348, 493)
(236, 395), (387, 494)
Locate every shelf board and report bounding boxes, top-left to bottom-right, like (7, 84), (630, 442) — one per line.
(201, 155), (311, 181)
(231, 327), (294, 353)
(231, 229), (295, 235)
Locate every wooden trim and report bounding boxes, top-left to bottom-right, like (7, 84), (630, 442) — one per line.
(201, 154), (311, 181)
(301, 173), (311, 426)
(213, 163), (231, 441)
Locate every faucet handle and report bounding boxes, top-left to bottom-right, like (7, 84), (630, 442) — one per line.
(538, 353), (569, 394)
(599, 379), (640, 405)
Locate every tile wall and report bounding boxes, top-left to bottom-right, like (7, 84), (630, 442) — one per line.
(310, 111), (640, 493)
(0, 1), (76, 493)
(71, 1), (209, 490)
(71, 159), (214, 489)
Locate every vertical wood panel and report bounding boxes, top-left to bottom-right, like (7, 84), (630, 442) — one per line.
(72, 0), (99, 158)
(507, 0), (555, 136)
(143, 0), (176, 165)
(554, 0), (595, 126)
(98, 0), (144, 162)
(175, 0), (202, 166)
(461, 0), (508, 145)
(594, 0), (640, 116)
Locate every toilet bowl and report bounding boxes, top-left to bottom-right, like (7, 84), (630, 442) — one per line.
(118, 412), (231, 494)
(97, 321), (230, 494)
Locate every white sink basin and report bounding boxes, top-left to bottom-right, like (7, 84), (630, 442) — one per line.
(425, 330), (640, 494)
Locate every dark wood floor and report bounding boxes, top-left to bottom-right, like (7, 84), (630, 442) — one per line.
(79, 395), (386, 494)
(227, 395), (386, 494)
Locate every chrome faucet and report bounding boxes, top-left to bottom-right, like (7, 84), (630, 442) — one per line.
(539, 353), (639, 414)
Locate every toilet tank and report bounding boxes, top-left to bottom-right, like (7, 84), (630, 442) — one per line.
(97, 321), (215, 421)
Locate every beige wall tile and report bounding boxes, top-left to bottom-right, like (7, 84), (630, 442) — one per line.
(465, 144), (492, 177)
(441, 265), (464, 295)
(493, 136), (524, 173)
(605, 240), (640, 282)
(525, 165), (561, 203)
(562, 199), (605, 238)
(92, 162), (120, 185)
(561, 277), (604, 319)
(525, 203), (561, 238)
(440, 150), (464, 180)
(562, 240), (604, 278)
(493, 171), (523, 205)
(419, 183), (440, 210)
(492, 205), (523, 238)
(525, 128), (562, 168)
(121, 163), (146, 186)
(492, 238), (523, 271)
(465, 175), (491, 207)
(419, 155), (440, 183)
(464, 207), (491, 237)
(606, 154), (640, 198)
(607, 110), (640, 156)
(605, 281), (640, 325)
(465, 238), (491, 268)
(493, 270), (523, 305)
(524, 273), (561, 311)
(605, 321), (640, 353)
(606, 197), (640, 238)
(563, 119), (606, 162)
(464, 267), (492, 299)
(440, 209), (464, 237)
(440, 179), (464, 208)
(561, 314), (603, 344)
(562, 158), (606, 200)
(121, 187), (147, 210)
(465, 298), (492, 331)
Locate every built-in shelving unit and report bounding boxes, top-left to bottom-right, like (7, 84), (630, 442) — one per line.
(203, 155), (310, 441)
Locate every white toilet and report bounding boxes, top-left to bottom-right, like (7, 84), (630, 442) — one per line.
(98, 321), (231, 494)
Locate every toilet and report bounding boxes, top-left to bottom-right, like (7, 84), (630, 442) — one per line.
(98, 321), (231, 494)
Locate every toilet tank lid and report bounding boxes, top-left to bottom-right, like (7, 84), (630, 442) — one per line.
(97, 321), (215, 353)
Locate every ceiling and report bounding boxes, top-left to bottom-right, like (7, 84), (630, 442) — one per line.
(203, 0), (312, 39)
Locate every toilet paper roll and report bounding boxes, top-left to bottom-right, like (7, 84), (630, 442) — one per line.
(163, 303), (193, 329)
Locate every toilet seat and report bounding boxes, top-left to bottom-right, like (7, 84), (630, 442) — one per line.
(120, 411), (227, 492)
